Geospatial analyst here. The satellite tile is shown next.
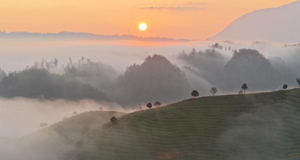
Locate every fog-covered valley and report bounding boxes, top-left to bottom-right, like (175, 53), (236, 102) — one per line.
(1, 38), (300, 160)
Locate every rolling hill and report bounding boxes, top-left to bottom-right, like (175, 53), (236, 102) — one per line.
(0, 111), (126, 160)
(61, 88), (300, 160)
(210, 1), (300, 43)
(0, 31), (190, 42)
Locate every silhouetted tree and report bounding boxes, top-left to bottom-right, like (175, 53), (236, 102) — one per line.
(110, 116), (118, 123)
(297, 78), (300, 87)
(211, 43), (223, 49)
(191, 90), (199, 98)
(283, 84), (288, 90)
(76, 141), (84, 148)
(146, 103), (152, 109)
(0, 68), (6, 82)
(191, 48), (197, 54)
(241, 83), (248, 94)
(73, 111), (77, 115)
(210, 87), (217, 96)
(154, 102), (161, 107)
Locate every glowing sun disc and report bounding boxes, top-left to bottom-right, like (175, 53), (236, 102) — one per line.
(139, 23), (147, 31)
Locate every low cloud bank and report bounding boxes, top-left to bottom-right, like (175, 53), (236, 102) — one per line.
(0, 97), (124, 139)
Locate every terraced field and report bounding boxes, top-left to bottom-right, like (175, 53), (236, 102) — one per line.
(68, 89), (300, 160)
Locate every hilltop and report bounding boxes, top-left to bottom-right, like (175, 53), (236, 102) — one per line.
(2, 89), (300, 160)
(67, 89), (300, 160)
(210, 1), (300, 43)
(0, 31), (190, 42)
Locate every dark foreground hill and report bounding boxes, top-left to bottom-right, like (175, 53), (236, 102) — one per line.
(68, 89), (300, 160)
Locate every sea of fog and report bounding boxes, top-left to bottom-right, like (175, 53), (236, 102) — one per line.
(0, 38), (300, 139)
(1, 39), (297, 73)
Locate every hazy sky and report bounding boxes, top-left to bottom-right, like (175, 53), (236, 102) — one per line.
(0, 0), (297, 40)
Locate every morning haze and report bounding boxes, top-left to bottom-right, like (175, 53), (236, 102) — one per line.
(1, 1), (300, 160)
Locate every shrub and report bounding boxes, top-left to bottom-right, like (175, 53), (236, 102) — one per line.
(146, 103), (152, 109)
(191, 90), (199, 98)
(283, 84), (288, 90)
(154, 102), (161, 107)
(110, 116), (118, 123)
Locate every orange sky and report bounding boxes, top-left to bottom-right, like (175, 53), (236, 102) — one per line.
(0, 0), (297, 40)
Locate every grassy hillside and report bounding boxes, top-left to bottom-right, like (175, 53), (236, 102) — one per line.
(6, 111), (126, 160)
(68, 89), (300, 160)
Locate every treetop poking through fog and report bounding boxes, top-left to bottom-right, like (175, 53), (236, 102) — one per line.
(116, 54), (190, 105)
(0, 68), (107, 101)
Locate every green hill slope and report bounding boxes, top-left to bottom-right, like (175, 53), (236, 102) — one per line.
(2, 111), (125, 160)
(70, 89), (300, 160)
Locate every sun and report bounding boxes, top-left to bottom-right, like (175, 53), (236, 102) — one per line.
(139, 23), (147, 31)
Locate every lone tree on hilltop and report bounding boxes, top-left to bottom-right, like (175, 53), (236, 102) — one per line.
(146, 103), (152, 109)
(191, 90), (199, 98)
(154, 102), (161, 107)
(241, 83), (248, 94)
(110, 116), (118, 123)
(296, 78), (300, 87)
(283, 84), (288, 90)
(210, 87), (217, 96)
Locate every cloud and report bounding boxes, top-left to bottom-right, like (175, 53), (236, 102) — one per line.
(140, 2), (207, 12)
(186, 1), (207, 6)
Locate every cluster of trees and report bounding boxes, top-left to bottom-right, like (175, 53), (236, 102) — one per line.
(191, 79), (300, 99)
(115, 54), (190, 105)
(0, 55), (192, 106)
(191, 87), (218, 98)
(0, 68), (107, 100)
(179, 49), (294, 94)
(1, 49), (300, 108)
(145, 102), (162, 109)
(63, 57), (117, 92)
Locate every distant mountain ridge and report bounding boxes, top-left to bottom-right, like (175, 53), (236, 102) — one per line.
(210, 1), (300, 43)
(0, 31), (190, 42)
